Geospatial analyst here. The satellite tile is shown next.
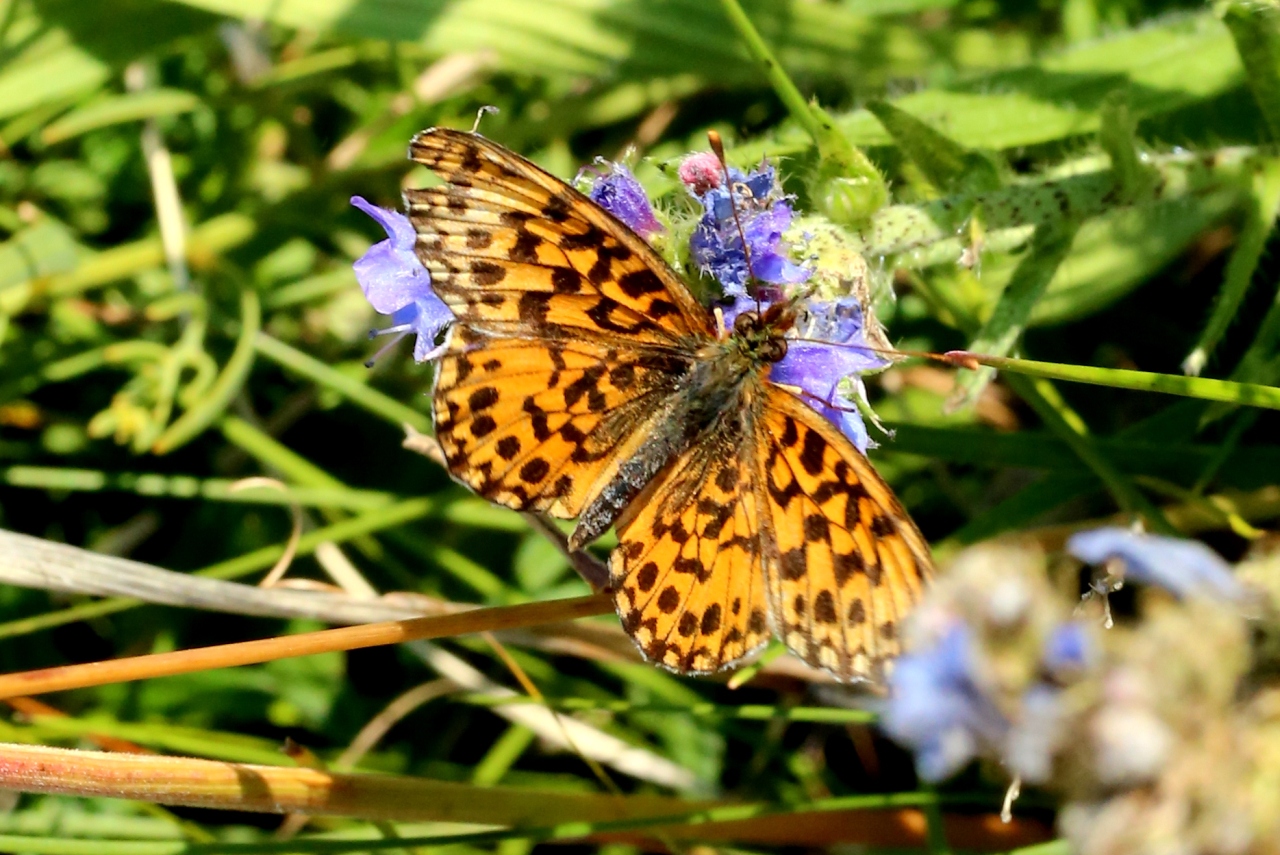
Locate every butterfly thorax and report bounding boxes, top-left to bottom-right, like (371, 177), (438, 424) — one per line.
(568, 307), (793, 551)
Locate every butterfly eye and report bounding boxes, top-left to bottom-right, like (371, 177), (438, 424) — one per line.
(733, 311), (761, 336)
(759, 336), (788, 364)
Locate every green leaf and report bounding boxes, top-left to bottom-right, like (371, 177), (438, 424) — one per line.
(1219, 0), (1280, 139)
(40, 89), (202, 144)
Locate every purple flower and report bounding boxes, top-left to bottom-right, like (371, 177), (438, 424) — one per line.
(584, 162), (663, 239)
(686, 162), (810, 295)
(1042, 621), (1092, 675)
(772, 297), (890, 453)
(351, 196), (452, 362)
(1066, 528), (1244, 602)
(882, 624), (1009, 781)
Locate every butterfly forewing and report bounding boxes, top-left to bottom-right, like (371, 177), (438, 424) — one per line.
(755, 388), (933, 680)
(407, 128), (712, 346)
(410, 128), (709, 519)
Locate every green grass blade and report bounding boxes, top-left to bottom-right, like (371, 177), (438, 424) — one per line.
(39, 89), (202, 144)
(152, 289), (261, 454)
(1183, 156), (1280, 374)
(254, 333), (432, 432)
(959, 351), (1280, 410)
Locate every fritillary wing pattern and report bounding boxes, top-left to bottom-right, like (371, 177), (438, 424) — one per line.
(408, 127), (934, 683)
(430, 332), (690, 518)
(406, 128), (711, 345)
(755, 387), (934, 681)
(408, 128), (710, 519)
(610, 409), (771, 674)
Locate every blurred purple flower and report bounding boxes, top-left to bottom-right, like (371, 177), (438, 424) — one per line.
(882, 624), (1009, 781)
(686, 162), (810, 295)
(1005, 683), (1067, 783)
(1066, 528), (1244, 602)
(584, 162), (663, 239)
(1042, 621), (1092, 675)
(351, 196), (452, 362)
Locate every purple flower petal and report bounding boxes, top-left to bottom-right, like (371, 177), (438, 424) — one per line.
(719, 296), (886, 451)
(586, 163), (663, 239)
(771, 297), (890, 453)
(1042, 621), (1092, 674)
(1066, 527), (1244, 602)
(882, 624), (1009, 782)
(351, 196), (452, 362)
(1005, 683), (1066, 783)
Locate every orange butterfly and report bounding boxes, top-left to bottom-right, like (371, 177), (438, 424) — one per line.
(407, 128), (933, 682)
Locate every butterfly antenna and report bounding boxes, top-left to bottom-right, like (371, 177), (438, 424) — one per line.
(788, 336), (976, 366)
(471, 105), (499, 134)
(707, 130), (760, 315)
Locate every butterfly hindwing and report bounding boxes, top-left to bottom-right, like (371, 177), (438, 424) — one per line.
(755, 387), (934, 681)
(610, 409), (771, 674)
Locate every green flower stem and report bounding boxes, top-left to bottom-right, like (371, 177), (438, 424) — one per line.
(713, 0), (824, 144)
(1, 465), (395, 510)
(254, 332), (431, 433)
(0, 498), (434, 640)
(152, 289), (261, 454)
(714, 0), (885, 221)
(956, 351), (1280, 411)
(922, 784), (954, 855)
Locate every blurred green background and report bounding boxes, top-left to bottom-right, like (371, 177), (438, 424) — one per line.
(2, 0), (1279, 850)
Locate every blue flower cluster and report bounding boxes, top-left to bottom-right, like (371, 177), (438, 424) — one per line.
(682, 157), (810, 293)
(884, 613), (1091, 782)
(350, 145), (890, 452)
(1066, 527), (1245, 602)
(880, 528), (1246, 784)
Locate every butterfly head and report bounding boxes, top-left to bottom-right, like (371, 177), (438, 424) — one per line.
(730, 301), (795, 365)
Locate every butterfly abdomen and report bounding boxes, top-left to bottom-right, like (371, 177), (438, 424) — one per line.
(570, 344), (764, 551)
